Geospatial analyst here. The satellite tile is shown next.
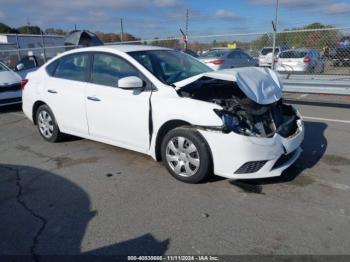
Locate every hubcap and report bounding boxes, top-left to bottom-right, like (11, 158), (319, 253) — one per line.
(38, 110), (54, 138)
(166, 136), (200, 177)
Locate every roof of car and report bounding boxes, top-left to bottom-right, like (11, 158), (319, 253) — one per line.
(68, 44), (171, 54)
(281, 48), (312, 53)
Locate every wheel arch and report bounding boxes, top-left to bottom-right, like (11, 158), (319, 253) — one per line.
(32, 100), (47, 125)
(154, 119), (214, 167)
(154, 119), (191, 161)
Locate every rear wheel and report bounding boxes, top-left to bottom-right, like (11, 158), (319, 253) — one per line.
(36, 104), (63, 142)
(161, 127), (212, 183)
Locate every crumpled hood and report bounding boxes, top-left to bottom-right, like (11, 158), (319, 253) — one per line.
(174, 67), (283, 105)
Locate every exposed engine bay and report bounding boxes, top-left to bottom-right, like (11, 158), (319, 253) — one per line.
(178, 77), (299, 138)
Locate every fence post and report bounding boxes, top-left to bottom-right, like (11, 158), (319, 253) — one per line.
(271, 0), (279, 70)
(41, 31), (47, 63)
(15, 33), (21, 62)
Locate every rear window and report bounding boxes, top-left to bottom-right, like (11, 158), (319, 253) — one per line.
(201, 50), (229, 58)
(279, 51), (307, 58)
(54, 54), (89, 82)
(46, 59), (59, 76)
(261, 48), (279, 55)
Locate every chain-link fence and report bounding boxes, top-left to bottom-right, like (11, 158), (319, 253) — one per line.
(1, 27), (349, 77)
(107, 26), (350, 76)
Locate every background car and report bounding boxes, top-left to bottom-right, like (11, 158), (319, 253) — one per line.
(198, 48), (257, 70)
(258, 46), (289, 67)
(14, 55), (40, 78)
(332, 36), (350, 66)
(0, 61), (23, 106)
(275, 48), (324, 73)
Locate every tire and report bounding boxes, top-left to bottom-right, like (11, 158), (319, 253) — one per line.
(161, 127), (212, 183)
(36, 104), (63, 142)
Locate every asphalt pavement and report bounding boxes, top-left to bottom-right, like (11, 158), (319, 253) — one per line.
(0, 96), (350, 258)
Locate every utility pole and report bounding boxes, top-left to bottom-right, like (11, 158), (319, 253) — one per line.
(271, 0), (279, 70)
(120, 18), (124, 42)
(184, 8), (189, 49)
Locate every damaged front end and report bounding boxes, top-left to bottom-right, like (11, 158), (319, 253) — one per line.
(176, 68), (301, 139)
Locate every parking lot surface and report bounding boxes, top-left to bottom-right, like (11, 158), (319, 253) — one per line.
(1, 96), (350, 256)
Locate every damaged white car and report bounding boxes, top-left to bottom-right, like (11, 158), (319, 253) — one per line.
(22, 45), (304, 183)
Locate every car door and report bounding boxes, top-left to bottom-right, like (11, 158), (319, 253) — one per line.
(226, 51), (243, 68)
(240, 52), (255, 67)
(85, 52), (151, 152)
(15, 55), (39, 79)
(44, 53), (89, 136)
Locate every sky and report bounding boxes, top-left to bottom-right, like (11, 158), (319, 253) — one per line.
(1, 0), (350, 40)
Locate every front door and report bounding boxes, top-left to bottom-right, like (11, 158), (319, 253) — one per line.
(85, 52), (151, 152)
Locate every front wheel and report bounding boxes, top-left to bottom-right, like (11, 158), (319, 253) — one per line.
(161, 127), (212, 183)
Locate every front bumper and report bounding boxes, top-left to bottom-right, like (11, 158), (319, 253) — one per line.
(198, 119), (304, 179)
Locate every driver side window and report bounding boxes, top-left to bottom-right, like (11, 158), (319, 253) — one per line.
(91, 53), (140, 87)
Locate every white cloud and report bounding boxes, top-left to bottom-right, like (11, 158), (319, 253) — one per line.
(153, 0), (179, 7)
(325, 2), (350, 14)
(250, 0), (325, 7)
(215, 9), (241, 21)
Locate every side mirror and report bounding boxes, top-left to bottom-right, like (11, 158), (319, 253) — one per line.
(16, 63), (24, 71)
(118, 76), (143, 89)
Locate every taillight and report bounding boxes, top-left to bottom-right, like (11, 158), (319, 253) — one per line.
(303, 56), (311, 64)
(210, 59), (224, 65)
(21, 79), (28, 89)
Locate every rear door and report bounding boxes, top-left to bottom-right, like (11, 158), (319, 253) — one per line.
(227, 51), (244, 68)
(44, 53), (89, 135)
(240, 52), (255, 66)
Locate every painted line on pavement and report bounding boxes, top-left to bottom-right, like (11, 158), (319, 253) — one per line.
(304, 116), (350, 124)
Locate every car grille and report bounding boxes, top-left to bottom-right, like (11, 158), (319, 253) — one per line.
(234, 160), (268, 174)
(272, 150), (296, 169)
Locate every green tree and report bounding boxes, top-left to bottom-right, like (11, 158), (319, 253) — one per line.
(17, 25), (42, 34)
(0, 22), (18, 33)
(251, 23), (339, 51)
(251, 33), (272, 50)
(45, 28), (66, 35)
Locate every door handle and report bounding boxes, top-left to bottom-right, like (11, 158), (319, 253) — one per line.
(87, 96), (101, 102)
(47, 89), (57, 94)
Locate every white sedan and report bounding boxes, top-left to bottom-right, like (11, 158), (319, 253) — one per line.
(22, 45), (304, 183)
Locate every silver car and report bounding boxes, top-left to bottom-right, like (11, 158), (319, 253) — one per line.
(198, 48), (258, 70)
(275, 48), (324, 73)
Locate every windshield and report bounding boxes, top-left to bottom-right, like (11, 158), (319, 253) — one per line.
(261, 48), (280, 55)
(201, 49), (229, 58)
(128, 50), (213, 85)
(0, 62), (10, 72)
(279, 51), (307, 58)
